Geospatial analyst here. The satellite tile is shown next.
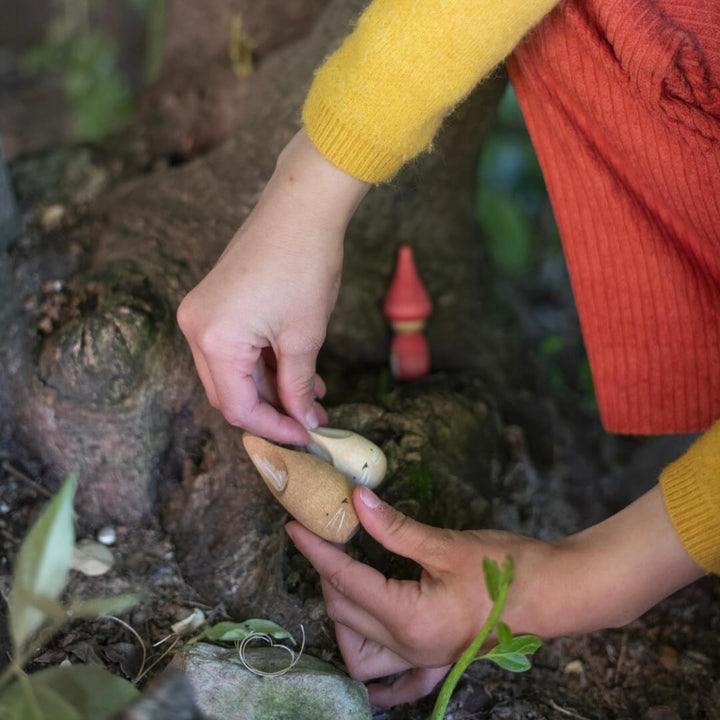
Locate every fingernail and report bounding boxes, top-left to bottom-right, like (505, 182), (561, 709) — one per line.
(358, 486), (381, 509)
(284, 524), (296, 542)
(304, 405), (319, 430)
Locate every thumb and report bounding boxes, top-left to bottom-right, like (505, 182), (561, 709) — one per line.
(276, 348), (322, 430)
(353, 486), (446, 568)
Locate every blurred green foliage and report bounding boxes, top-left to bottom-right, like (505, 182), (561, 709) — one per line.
(24, 0), (166, 142)
(478, 86), (596, 405)
(475, 86), (561, 275)
(25, 21), (134, 141)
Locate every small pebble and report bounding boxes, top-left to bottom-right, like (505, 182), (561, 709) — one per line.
(39, 204), (65, 230)
(0, 503), (10, 514)
(97, 525), (117, 545)
(563, 659), (585, 674)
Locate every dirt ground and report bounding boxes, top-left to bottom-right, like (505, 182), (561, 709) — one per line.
(2, 386), (719, 720)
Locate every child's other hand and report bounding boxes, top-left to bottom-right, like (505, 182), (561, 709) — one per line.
(286, 484), (703, 707)
(177, 130), (369, 444)
(286, 485), (555, 706)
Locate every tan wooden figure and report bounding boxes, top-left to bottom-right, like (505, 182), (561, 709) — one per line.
(242, 433), (360, 543)
(307, 428), (387, 489)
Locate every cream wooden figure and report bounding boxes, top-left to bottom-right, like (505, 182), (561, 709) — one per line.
(307, 428), (387, 489)
(242, 433), (360, 543)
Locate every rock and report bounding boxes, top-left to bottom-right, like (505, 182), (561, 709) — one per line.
(97, 525), (117, 545)
(172, 642), (372, 720)
(116, 669), (205, 720)
(39, 204), (66, 231)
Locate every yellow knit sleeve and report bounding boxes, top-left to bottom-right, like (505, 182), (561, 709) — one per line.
(660, 421), (720, 574)
(302, 0), (560, 183)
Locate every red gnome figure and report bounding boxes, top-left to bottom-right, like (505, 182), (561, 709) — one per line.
(383, 244), (432, 380)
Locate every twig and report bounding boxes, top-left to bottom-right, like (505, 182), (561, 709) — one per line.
(135, 635), (181, 684)
(547, 699), (593, 720)
(1, 462), (53, 498)
(613, 632), (627, 686)
(102, 615), (148, 684)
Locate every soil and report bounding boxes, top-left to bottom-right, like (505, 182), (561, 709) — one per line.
(2, 367), (718, 720)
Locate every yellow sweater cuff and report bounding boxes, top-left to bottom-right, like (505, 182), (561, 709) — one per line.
(303, 0), (560, 182)
(660, 421), (720, 574)
(303, 96), (402, 184)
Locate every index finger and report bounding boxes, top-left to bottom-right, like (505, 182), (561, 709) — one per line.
(285, 521), (420, 627)
(208, 354), (309, 445)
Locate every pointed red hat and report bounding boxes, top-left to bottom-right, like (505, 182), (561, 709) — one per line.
(383, 245), (432, 322)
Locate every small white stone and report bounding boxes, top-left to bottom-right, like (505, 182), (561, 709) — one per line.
(0, 503), (10, 514)
(97, 526), (117, 545)
(39, 204), (65, 230)
(563, 659), (585, 674)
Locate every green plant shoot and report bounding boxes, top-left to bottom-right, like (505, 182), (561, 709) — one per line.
(0, 473), (142, 719)
(431, 556), (542, 720)
(8, 472), (76, 655)
(191, 619), (294, 645)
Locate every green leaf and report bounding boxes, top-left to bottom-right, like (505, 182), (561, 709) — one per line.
(0, 665), (138, 719)
(241, 619), (294, 641)
(9, 473), (76, 654)
(21, 594), (68, 624)
(482, 557), (501, 602)
(4, 676), (82, 720)
(194, 619), (293, 644)
(495, 634), (542, 656)
(482, 651), (532, 673)
(69, 594), (142, 619)
(479, 633), (542, 673)
(496, 621), (512, 645)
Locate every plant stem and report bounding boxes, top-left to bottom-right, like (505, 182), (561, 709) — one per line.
(0, 619), (68, 691)
(430, 581), (510, 720)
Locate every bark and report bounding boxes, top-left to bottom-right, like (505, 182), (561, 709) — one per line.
(0, 0), (506, 623)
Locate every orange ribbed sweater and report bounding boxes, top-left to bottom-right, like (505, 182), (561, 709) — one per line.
(508, 0), (720, 435)
(302, 0), (720, 573)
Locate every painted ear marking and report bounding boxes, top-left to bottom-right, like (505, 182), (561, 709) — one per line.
(252, 454), (288, 492)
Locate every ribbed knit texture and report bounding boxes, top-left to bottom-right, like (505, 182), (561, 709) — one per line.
(508, 0), (720, 435)
(303, 0), (560, 183)
(660, 422), (720, 573)
(301, 0), (720, 570)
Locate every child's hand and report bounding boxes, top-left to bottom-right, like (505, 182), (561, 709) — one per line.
(286, 485), (703, 707)
(177, 130), (369, 444)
